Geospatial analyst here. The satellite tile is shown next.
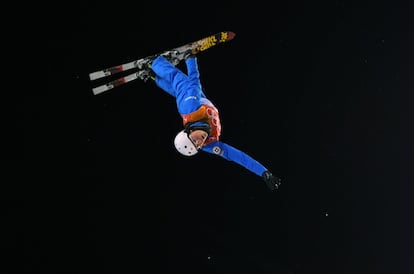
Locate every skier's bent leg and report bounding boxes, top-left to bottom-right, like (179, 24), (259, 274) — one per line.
(152, 56), (188, 97)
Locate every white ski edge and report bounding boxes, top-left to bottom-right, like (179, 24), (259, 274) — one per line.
(92, 72), (139, 95)
(89, 71), (108, 81)
(89, 60), (137, 81)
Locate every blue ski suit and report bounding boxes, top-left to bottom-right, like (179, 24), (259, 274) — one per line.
(150, 55), (280, 189)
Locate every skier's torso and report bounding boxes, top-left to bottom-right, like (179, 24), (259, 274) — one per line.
(182, 98), (221, 145)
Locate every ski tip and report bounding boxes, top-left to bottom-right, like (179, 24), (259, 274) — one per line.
(227, 31), (236, 40)
(89, 71), (106, 81)
(92, 85), (110, 95)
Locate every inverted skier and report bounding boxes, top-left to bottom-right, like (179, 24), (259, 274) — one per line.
(141, 52), (281, 191)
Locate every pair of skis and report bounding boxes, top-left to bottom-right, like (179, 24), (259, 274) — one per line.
(89, 31), (236, 95)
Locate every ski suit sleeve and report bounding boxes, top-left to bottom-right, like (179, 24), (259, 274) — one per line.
(201, 141), (268, 177)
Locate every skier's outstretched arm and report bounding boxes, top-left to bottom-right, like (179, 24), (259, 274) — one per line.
(202, 141), (281, 190)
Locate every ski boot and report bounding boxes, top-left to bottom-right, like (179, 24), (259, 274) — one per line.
(136, 56), (156, 82)
(183, 49), (195, 60)
(137, 69), (154, 82)
(160, 50), (180, 65)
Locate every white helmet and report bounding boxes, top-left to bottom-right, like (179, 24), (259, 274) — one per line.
(174, 130), (198, 156)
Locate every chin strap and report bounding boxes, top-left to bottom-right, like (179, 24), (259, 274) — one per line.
(185, 121), (211, 136)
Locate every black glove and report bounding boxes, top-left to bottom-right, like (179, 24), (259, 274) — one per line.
(262, 171), (281, 191)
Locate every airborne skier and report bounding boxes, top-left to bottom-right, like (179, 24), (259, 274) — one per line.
(89, 31), (282, 191)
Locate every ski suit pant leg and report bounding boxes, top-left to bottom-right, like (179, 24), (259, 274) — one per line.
(151, 56), (204, 115)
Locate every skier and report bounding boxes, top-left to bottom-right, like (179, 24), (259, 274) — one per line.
(144, 52), (281, 191)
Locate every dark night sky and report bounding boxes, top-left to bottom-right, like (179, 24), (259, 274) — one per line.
(11, 0), (414, 273)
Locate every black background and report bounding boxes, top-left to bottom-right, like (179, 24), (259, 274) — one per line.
(11, 0), (414, 273)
